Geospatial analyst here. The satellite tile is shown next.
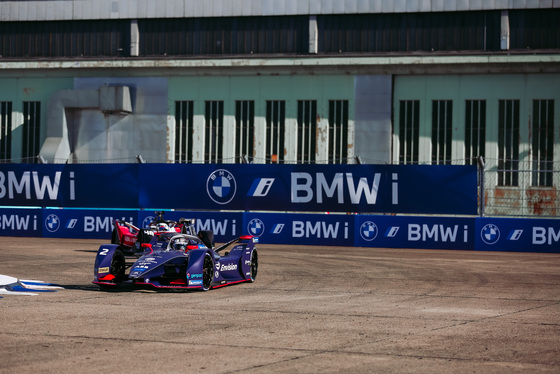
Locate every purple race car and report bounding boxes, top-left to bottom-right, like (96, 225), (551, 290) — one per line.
(93, 218), (258, 291)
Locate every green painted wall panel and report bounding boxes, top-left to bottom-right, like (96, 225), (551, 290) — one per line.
(393, 74), (560, 164)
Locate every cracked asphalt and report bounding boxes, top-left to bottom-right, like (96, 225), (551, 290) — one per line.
(1, 237), (559, 373)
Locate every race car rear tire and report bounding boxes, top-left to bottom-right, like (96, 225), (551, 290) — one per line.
(249, 249), (258, 282)
(99, 249), (126, 290)
(201, 253), (214, 291)
(111, 228), (120, 245)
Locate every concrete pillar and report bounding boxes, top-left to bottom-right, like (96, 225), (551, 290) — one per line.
(500, 10), (510, 50)
(130, 19), (139, 57)
(309, 15), (318, 54)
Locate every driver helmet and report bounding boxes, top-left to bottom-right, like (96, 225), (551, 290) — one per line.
(157, 223), (169, 232)
(173, 237), (188, 251)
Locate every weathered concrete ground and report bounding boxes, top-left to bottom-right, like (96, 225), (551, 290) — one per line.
(1, 237), (559, 373)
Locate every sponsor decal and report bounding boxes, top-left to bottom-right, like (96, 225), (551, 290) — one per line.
(271, 223), (285, 234)
(385, 226), (399, 238)
(207, 169), (237, 205)
(247, 178), (275, 197)
(220, 263), (238, 271)
(359, 221), (378, 241)
(408, 224), (468, 243)
(293, 220), (348, 239)
(187, 273), (203, 279)
(44, 214), (61, 233)
(0, 170), (69, 201)
(244, 260), (251, 265)
(508, 229), (523, 241)
(481, 224), (500, 245)
(215, 271), (219, 278)
(65, 219), (78, 229)
(142, 216), (155, 228)
(98, 267), (110, 273)
(0, 214), (38, 231)
(533, 227), (560, 245)
(291, 172), (383, 205)
(247, 218), (265, 237)
(188, 280), (203, 286)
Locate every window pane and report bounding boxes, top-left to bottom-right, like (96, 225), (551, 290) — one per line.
(175, 101), (194, 163)
(297, 100), (317, 163)
(498, 99), (520, 186)
(328, 100), (349, 164)
(465, 100), (486, 165)
(235, 100), (255, 163)
(204, 101), (224, 163)
(266, 101), (285, 164)
(431, 100), (453, 165)
(22, 101), (41, 162)
(399, 100), (419, 164)
(532, 100), (554, 187)
(0, 102), (12, 162)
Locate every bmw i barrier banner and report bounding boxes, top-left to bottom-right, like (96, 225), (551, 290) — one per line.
(0, 164), (138, 208)
(243, 212), (355, 246)
(476, 217), (560, 253)
(137, 210), (243, 243)
(0, 208), (558, 253)
(354, 215), (474, 250)
(0, 208), (42, 237)
(0, 164), (477, 215)
(42, 209), (137, 239)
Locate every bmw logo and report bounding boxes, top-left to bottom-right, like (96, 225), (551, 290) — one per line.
(142, 216), (154, 228)
(481, 224), (500, 245)
(207, 169), (237, 205)
(359, 221), (378, 241)
(45, 214), (61, 233)
(247, 218), (265, 237)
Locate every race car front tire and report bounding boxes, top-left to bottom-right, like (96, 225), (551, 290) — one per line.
(249, 249), (258, 283)
(201, 253), (214, 291)
(98, 249), (126, 289)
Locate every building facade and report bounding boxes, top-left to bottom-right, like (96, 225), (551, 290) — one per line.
(0, 0), (559, 215)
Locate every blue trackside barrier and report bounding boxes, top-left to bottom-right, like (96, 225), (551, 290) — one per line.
(0, 208), (558, 253)
(0, 164), (477, 215)
(1, 164), (557, 252)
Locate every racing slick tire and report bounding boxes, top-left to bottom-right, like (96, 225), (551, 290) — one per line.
(198, 230), (215, 249)
(249, 249), (258, 283)
(111, 228), (120, 245)
(201, 253), (214, 291)
(99, 249), (126, 290)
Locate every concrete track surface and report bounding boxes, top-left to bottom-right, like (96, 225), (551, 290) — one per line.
(0, 238), (559, 374)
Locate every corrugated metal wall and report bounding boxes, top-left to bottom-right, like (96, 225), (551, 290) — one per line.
(3, 9), (560, 58)
(139, 16), (308, 56)
(0, 0), (557, 22)
(318, 11), (501, 53)
(509, 9), (560, 49)
(0, 20), (129, 57)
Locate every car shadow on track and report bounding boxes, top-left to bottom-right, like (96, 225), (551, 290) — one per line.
(60, 283), (202, 294)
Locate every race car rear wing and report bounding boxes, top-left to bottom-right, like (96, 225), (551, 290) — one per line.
(214, 235), (258, 253)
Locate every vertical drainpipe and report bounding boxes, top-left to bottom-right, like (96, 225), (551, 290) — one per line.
(130, 19), (139, 57)
(309, 15), (318, 54)
(500, 10), (510, 51)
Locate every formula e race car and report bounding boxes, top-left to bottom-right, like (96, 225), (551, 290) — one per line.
(110, 211), (191, 252)
(93, 217), (258, 291)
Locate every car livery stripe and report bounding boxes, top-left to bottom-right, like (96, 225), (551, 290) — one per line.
(211, 279), (249, 289)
